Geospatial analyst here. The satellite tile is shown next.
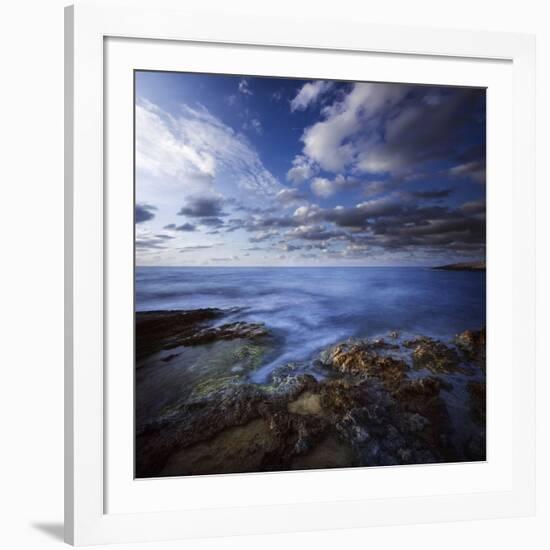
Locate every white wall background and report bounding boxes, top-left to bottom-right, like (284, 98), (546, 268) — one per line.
(0, 0), (547, 548)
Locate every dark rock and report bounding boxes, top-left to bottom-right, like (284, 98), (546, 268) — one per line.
(467, 381), (486, 425)
(135, 309), (269, 360)
(455, 328), (486, 370)
(393, 377), (455, 457)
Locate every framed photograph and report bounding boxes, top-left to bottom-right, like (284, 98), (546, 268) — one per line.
(65, 0), (536, 545)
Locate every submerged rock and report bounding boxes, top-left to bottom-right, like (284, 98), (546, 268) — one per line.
(135, 309), (269, 360)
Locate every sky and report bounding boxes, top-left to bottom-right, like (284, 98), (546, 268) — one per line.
(135, 71), (486, 267)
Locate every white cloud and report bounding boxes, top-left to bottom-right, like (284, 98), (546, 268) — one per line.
(290, 80), (333, 112)
(286, 155), (318, 184)
(238, 79), (253, 96)
(301, 83), (408, 173)
(136, 101), (216, 189)
(310, 174), (363, 198)
(243, 117), (263, 135)
(275, 188), (305, 204)
(136, 99), (280, 198)
(311, 177), (335, 198)
(293, 204), (322, 223)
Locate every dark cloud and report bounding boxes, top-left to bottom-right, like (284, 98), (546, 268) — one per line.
(135, 236), (166, 249)
(280, 243), (301, 252)
(178, 196), (226, 218)
(199, 217), (225, 228)
(460, 200), (486, 215)
(411, 189), (453, 200)
(135, 203), (157, 223)
(175, 223), (197, 232)
(361, 87), (485, 177)
(448, 160), (486, 184)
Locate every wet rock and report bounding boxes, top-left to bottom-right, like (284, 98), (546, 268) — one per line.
(366, 338), (400, 351)
(455, 328), (486, 369)
(135, 309), (269, 360)
(393, 377), (455, 457)
(288, 391), (323, 416)
(322, 342), (408, 390)
(405, 337), (462, 374)
(401, 412), (431, 433)
(136, 326), (485, 477)
(161, 418), (279, 476)
(467, 381), (486, 425)
(291, 434), (355, 470)
(464, 430), (486, 461)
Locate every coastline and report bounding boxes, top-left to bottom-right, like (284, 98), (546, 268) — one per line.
(135, 308), (486, 478)
(433, 261), (486, 272)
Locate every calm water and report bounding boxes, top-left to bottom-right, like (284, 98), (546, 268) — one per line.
(136, 266), (485, 379)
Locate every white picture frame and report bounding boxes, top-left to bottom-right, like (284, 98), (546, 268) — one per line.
(65, 0), (536, 545)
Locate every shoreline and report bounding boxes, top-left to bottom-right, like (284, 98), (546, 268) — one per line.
(135, 308), (486, 478)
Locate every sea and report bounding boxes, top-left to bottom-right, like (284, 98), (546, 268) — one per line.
(136, 266), (485, 381)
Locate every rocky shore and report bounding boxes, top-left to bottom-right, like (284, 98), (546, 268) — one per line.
(135, 309), (486, 478)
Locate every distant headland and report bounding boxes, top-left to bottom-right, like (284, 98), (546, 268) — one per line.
(433, 261), (486, 272)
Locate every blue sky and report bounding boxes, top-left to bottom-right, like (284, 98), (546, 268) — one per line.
(135, 71), (485, 266)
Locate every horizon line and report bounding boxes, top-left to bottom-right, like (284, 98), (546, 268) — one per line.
(134, 264), (478, 269)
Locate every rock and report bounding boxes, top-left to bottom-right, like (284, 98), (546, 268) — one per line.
(467, 381), (486, 425)
(464, 430), (486, 461)
(136, 326), (484, 477)
(160, 418), (279, 476)
(393, 377), (454, 457)
(291, 434), (355, 470)
(405, 337), (462, 374)
(367, 338), (400, 351)
(287, 391), (323, 416)
(135, 308), (269, 360)
(401, 412), (431, 433)
(455, 328), (486, 369)
(323, 341), (408, 390)
(394, 377), (445, 410)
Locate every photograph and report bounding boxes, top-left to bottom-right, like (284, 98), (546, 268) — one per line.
(134, 71), (486, 478)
